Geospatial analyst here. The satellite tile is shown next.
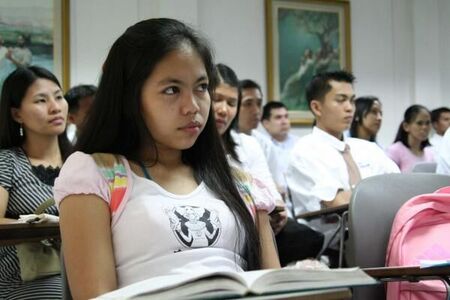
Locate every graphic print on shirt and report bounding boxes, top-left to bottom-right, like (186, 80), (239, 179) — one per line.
(165, 205), (221, 248)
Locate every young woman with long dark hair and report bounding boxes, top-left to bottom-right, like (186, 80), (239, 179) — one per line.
(54, 18), (279, 299)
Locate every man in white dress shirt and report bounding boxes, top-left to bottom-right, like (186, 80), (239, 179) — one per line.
(436, 127), (450, 174)
(430, 107), (450, 152)
(238, 79), (281, 185)
(261, 101), (298, 197)
(285, 70), (399, 265)
(286, 70), (399, 215)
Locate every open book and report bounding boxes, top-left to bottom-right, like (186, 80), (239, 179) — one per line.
(97, 267), (376, 299)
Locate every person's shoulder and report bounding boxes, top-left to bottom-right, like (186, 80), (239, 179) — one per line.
(239, 132), (263, 150)
(65, 151), (92, 162)
(348, 137), (380, 150)
(0, 147), (21, 161)
(386, 141), (405, 151)
(290, 133), (317, 156)
(251, 129), (272, 146)
(294, 133), (315, 146)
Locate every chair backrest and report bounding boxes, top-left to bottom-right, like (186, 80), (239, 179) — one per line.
(411, 162), (437, 173)
(345, 173), (450, 300)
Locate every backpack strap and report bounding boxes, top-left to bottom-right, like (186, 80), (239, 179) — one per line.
(231, 166), (258, 219)
(91, 153), (128, 215)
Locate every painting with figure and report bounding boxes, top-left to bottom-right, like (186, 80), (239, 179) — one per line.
(266, 0), (350, 124)
(0, 0), (68, 90)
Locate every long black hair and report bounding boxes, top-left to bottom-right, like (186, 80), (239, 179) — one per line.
(0, 66), (72, 159)
(75, 18), (261, 270)
(215, 63), (241, 162)
(394, 104), (431, 150)
(349, 96), (381, 142)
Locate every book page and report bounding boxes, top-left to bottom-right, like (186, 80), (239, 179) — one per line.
(240, 267), (377, 295)
(96, 270), (249, 299)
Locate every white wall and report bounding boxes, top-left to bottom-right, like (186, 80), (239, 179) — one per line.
(69, 0), (449, 147)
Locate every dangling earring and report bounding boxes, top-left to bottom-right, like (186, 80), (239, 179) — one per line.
(19, 124), (23, 137)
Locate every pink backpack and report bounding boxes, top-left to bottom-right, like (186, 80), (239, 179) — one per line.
(386, 186), (450, 300)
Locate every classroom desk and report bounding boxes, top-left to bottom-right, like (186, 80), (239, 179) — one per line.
(364, 265), (450, 284)
(0, 222), (60, 246)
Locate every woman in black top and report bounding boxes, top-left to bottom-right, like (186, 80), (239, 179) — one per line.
(0, 66), (71, 299)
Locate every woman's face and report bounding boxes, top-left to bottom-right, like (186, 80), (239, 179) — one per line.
(212, 82), (238, 135)
(404, 109), (432, 142)
(361, 100), (382, 136)
(140, 45), (211, 152)
(11, 78), (68, 138)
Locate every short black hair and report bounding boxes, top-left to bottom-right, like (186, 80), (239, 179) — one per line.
(305, 70), (355, 109)
(64, 84), (97, 113)
(261, 101), (287, 121)
(239, 79), (262, 95)
(431, 107), (450, 123)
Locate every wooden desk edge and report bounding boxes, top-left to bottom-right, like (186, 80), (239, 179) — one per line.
(363, 266), (450, 280)
(0, 222), (60, 246)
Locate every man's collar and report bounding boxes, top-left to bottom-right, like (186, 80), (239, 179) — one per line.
(312, 126), (347, 152)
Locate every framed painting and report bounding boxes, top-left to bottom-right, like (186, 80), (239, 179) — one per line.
(0, 0), (70, 91)
(266, 0), (351, 125)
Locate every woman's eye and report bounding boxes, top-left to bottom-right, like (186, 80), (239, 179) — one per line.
(196, 83), (209, 92)
(227, 99), (237, 107)
(163, 86), (179, 95)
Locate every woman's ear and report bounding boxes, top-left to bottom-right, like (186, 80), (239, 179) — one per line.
(310, 100), (322, 118)
(402, 121), (410, 133)
(10, 108), (22, 124)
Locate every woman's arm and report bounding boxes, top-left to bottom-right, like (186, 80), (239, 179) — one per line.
(59, 194), (117, 299)
(0, 186), (17, 224)
(257, 210), (281, 269)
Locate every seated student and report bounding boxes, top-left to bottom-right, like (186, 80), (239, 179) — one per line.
(0, 66), (72, 299)
(386, 105), (434, 173)
(349, 96), (382, 143)
(286, 71), (398, 215)
(429, 107), (450, 150)
(64, 84), (97, 143)
(285, 71), (399, 262)
(54, 19), (280, 299)
(260, 101), (299, 196)
(213, 63), (323, 266)
(237, 79), (281, 180)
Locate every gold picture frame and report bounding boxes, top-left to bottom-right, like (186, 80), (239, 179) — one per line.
(0, 0), (70, 90)
(266, 0), (351, 125)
